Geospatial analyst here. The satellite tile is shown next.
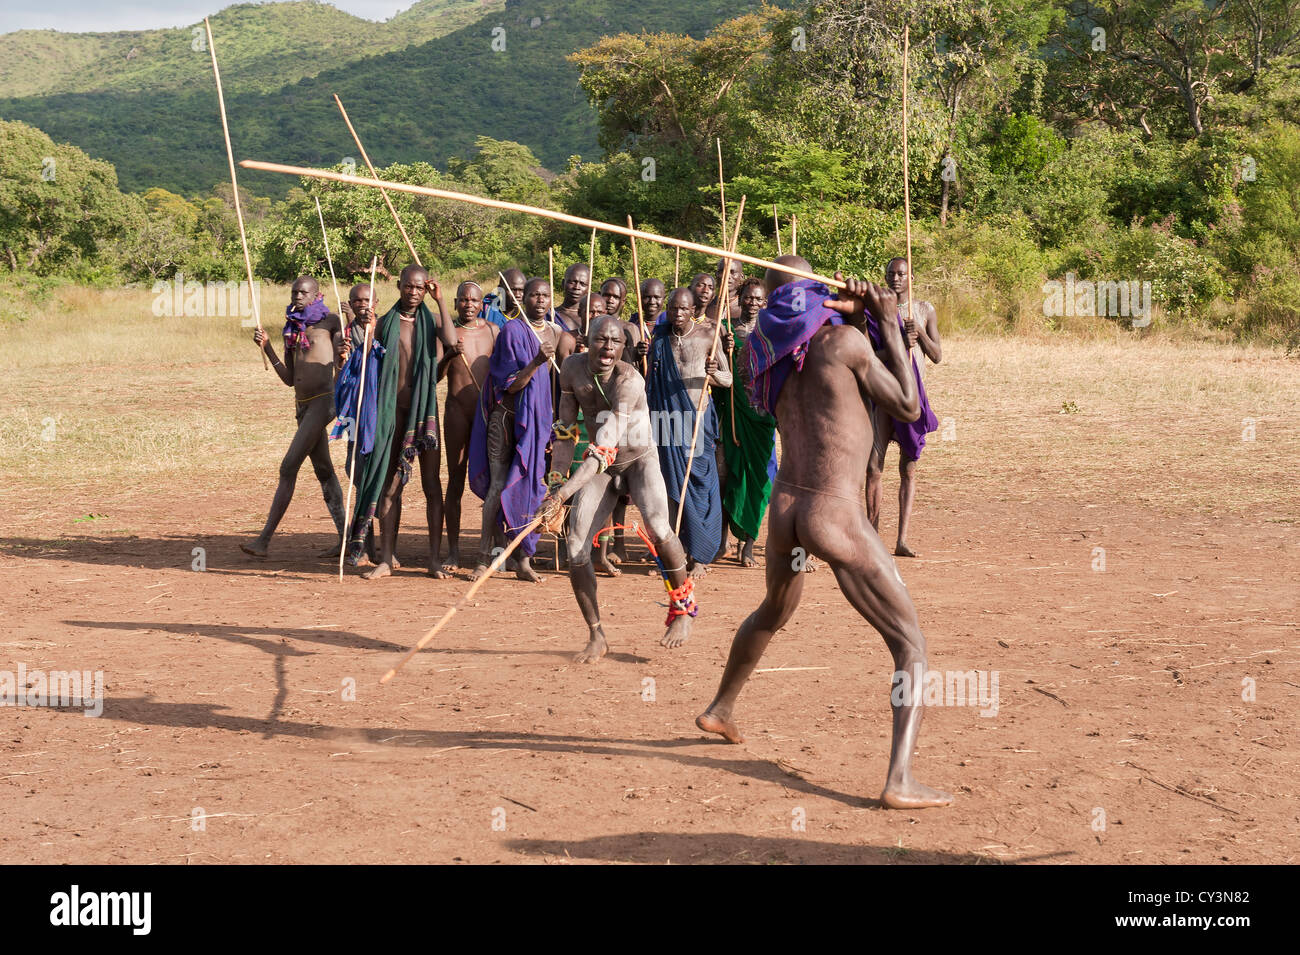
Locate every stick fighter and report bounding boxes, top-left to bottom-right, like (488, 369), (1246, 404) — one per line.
(538, 315), (698, 662)
(697, 256), (952, 810)
(244, 276), (346, 559)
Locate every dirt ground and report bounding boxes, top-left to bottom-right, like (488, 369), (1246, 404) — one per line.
(2, 331), (1297, 864)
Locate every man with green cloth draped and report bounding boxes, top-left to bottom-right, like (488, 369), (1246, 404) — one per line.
(349, 265), (461, 580)
(716, 278), (778, 568)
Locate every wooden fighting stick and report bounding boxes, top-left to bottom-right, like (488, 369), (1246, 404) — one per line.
(204, 17), (266, 369)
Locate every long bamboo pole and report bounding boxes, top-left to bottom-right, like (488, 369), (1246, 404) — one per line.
(240, 160), (849, 290)
(627, 215), (648, 376)
(585, 227), (596, 336)
(314, 196), (343, 317)
(204, 18), (266, 369)
(717, 140), (738, 447)
(338, 255), (377, 582)
(903, 23), (916, 341)
(334, 94), (421, 268)
(379, 512), (545, 685)
(673, 247), (681, 288)
(673, 195), (745, 536)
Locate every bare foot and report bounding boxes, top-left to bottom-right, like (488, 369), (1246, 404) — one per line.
(443, 550), (460, 570)
(895, 542), (917, 558)
(880, 779), (953, 809)
(240, 541), (269, 559)
(688, 560), (709, 580)
(574, 626), (608, 663)
(661, 614), (691, 649)
(612, 542), (628, 563)
(427, 563), (450, 579)
(696, 710), (744, 744)
(802, 556), (820, 574)
(318, 542), (342, 559)
(362, 561), (393, 580)
(515, 557), (544, 583)
(597, 550), (622, 577)
(469, 562), (492, 582)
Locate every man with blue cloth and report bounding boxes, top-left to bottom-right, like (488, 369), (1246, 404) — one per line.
(647, 287), (731, 579)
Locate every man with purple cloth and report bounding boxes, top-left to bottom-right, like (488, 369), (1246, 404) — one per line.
(469, 278), (572, 583)
(866, 257), (942, 557)
(696, 255), (951, 810)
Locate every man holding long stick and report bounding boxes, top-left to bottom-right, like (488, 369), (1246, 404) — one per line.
(469, 279), (572, 583)
(333, 280), (382, 564)
(440, 281), (499, 571)
(243, 276), (347, 559)
(696, 256), (951, 810)
(648, 288), (729, 579)
(350, 265), (460, 579)
(539, 315), (699, 661)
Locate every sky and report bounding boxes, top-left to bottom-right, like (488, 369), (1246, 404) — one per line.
(0, 1), (417, 34)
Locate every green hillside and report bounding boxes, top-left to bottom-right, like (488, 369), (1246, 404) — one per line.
(0, 0), (503, 98)
(0, 0), (784, 196)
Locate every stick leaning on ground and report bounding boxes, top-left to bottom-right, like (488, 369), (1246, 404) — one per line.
(674, 194), (746, 536)
(627, 215), (649, 376)
(204, 17), (266, 369)
(314, 196), (343, 317)
(379, 513), (545, 684)
(338, 255), (378, 582)
(238, 160), (851, 290)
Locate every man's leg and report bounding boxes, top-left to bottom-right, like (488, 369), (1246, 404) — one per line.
(303, 399), (345, 559)
(696, 491), (805, 742)
(419, 440), (447, 578)
(801, 496), (951, 809)
(895, 454), (919, 558)
(363, 414), (408, 580)
(865, 404), (890, 531)
(630, 456), (695, 649)
(241, 402), (321, 558)
(566, 473), (619, 662)
(442, 404), (473, 570)
(471, 406), (512, 581)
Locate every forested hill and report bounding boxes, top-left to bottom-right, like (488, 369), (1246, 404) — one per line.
(0, 1), (503, 98)
(0, 0), (787, 196)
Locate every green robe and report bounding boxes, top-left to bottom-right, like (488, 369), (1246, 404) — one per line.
(716, 333), (777, 541)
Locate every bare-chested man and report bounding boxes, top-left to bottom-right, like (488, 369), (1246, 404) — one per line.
(538, 315), (698, 662)
(348, 265), (460, 580)
(635, 278), (666, 328)
(440, 281), (499, 570)
(243, 276), (346, 560)
(867, 257), (942, 558)
(716, 277), (778, 568)
(600, 277), (627, 318)
(469, 279), (574, 582)
(696, 256), (952, 810)
(553, 263), (590, 343)
(647, 288), (729, 578)
(689, 272), (715, 322)
(705, 258), (744, 325)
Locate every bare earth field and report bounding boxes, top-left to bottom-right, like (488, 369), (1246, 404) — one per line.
(2, 293), (1297, 864)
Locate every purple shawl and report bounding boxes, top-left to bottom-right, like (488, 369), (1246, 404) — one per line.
(745, 280), (842, 416)
(283, 294), (330, 351)
(468, 318), (552, 557)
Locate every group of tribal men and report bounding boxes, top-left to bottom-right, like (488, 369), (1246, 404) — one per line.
(242, 250), (949, 808)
